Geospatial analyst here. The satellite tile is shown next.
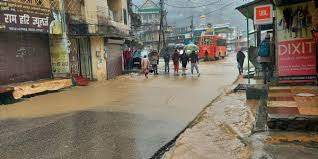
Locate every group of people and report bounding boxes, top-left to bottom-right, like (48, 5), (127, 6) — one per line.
(236, 33), (273, 84)
(141, 49), (200, 78)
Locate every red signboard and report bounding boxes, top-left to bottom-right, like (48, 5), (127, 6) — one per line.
(254, 5), (273, 25)
(314, 31), (318, 42)
(278, 39), (317, 77)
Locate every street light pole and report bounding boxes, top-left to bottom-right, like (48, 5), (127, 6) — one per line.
(191, 15), (194, 42)
(246, 17), (250, 84)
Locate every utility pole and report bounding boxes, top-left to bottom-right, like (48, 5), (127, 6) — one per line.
(158, 0), (164, 52)
(190, 15), (194, 42)
(162, 9), (166, 48)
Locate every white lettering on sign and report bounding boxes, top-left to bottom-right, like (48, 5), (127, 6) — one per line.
(32, 17), (49, 27)
(19, 14), (30, 25)
(279, 41), (313, 55)
(4, 14), (17, 24)
(259, 10), (268, 16)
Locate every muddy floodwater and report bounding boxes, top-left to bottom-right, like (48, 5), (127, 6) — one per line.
(0, 55), (238, 159)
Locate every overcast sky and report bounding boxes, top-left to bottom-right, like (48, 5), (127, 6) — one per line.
(132, 0), (251, 31)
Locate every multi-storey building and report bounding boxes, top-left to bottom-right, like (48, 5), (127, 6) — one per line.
(0, 0), (133, 98)
(65, 0), (132, 80)
(135, 0), (160, 50)
(0, 0), (60, 85)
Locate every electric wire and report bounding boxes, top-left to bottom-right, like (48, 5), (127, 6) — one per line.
(165, 0), (221, 8)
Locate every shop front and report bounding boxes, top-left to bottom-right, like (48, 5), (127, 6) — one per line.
(105, 38), (124, 80)
(68, 36), (93, 80)
(0, 1), (53, 85)
(0, 32), (52, 85)
(275, 0), (317, 83)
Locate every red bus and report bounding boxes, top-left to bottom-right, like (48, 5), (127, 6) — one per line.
(198, 35), (227, 60)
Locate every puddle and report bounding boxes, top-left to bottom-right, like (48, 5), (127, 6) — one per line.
(296, 93), (316, 97)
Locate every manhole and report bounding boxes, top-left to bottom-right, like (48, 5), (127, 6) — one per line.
(295, 93), (316, 97)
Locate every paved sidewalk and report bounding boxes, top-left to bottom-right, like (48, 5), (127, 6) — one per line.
(163, 81), (318, 159)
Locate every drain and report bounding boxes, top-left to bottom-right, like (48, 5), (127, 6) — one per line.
(296, 93), (316, 97)
(234, 84), (248, 92)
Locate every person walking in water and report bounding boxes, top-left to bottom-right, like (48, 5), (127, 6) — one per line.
(172, 50), (180, 75)
(180, 52), (189, 76)
(190, 51), (200, 76)
(141, 55), (150, 78)
(149, 51), (159, 75)
(163, 51), (171, 73)
(236, 49), (246, 75)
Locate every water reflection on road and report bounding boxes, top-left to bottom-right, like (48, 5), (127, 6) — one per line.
(0, 55), (238, 159)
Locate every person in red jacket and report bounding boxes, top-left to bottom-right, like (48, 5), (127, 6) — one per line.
(172, 49), (180, 75)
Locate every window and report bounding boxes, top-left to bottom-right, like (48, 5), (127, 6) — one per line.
(202, 37), (213, 45)
(123, 9), (127, 25)
(217, 39), (227, 46)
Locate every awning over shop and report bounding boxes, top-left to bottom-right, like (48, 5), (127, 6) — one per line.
(214, 27), (234, 33)
(236, 0), (272, 19)
(273, 0), (315, 6)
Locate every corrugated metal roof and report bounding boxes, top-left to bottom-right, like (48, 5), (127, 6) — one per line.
(274, 0), (314, 6)
(236, 0), (272, 19)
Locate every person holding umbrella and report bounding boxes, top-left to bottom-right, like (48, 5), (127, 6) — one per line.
(181, 43), (199, 76)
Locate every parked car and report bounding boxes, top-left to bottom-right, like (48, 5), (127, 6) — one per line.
(132, 49), (150, 69)
(227, 47), (233, 52)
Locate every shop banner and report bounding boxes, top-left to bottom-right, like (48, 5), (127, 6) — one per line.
(50, 35), (70, 76)
(278, 39), (316, 76)
(0, 0), (62, 34)
(276, 1), (317, 81)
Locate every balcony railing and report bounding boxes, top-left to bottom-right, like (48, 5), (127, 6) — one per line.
(13, 0), (59, 9)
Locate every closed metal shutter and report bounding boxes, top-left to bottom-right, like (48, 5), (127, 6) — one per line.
(106, 44), (123, 80)
(0, 32), (52, 85)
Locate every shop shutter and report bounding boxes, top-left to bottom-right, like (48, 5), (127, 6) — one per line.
(106, 44), (123, 79)
(0, 32), (52, 85)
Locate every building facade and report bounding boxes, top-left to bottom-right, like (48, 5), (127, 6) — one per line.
(66, 0), (131, 80)
(237, 0), (318, 83)
(135, 0), (160, 50)
(0, 0), (61, 85)
(0, 0), (132, 86)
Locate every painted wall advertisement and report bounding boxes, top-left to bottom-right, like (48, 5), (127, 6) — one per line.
(0, 0), (62, 34)
(276, 1), (317, 81)
(50, 35), (70, 76)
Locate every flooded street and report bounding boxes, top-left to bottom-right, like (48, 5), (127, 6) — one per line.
(0, 54), (238, 159)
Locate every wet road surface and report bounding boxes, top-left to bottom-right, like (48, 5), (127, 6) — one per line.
(0, 55), (238, 159)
